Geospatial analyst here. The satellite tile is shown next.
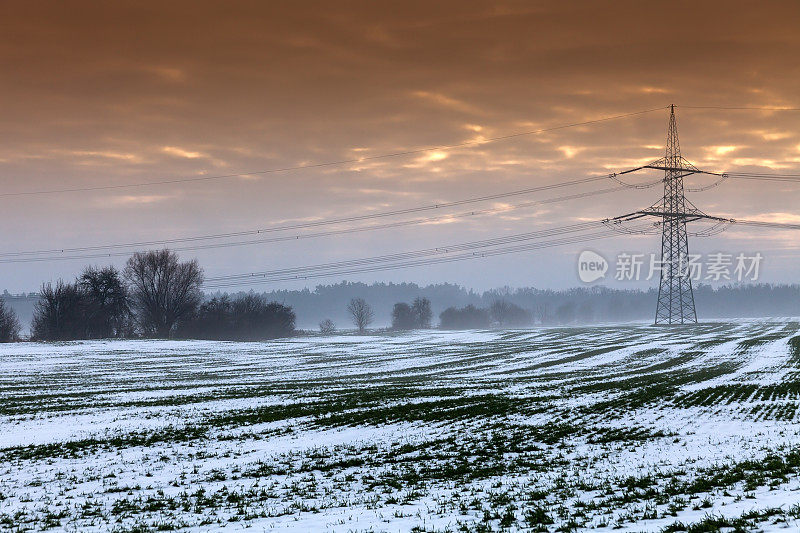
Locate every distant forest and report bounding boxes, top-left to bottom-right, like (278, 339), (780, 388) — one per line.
(211, 282), (800, 329)
(3, 281), (800, 335)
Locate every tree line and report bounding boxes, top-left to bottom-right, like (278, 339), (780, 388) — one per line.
(244, 281), (800, 329)
(3, 257), (800, 342)
(320, 296), (531, 333)
(0, 249), (295, 342)
(0, 252), (539, 342)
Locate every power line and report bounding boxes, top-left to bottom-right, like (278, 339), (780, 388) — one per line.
(727, 173), (800, 183)
(614, 171), (800, 189)
(7, 167), (800, 263)
(0, 106), (668, 198)
(730, 172), (800, 176)
(0, 174), (608, 254)
(592, 105), (799, 323)
(4, 186), (635, 263)
(0, 173), (658, 261)
(201, 215), (800, 290)
(0, 188), (621, 263)
(204, 230), (613, 289)
(2, 167), (796, 263)
(685, 173), (730, 192)
(610, 169), (728, 192)
(203, 225), (652, 290)
(203, 221), (608, 283)
(732, 219), (800, 230)
(679, 105), (800, 111)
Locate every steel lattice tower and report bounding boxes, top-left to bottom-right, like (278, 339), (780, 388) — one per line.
(653, 105), (697, 324)
(608, 106), (729, 324)
(604, 105), (736, 324)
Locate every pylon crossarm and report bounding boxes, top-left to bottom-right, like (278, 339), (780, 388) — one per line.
(657, 171), (701, 182)
(640, 211), (709, 220)
(644, 166), (701, 174)
(612, 210), (732, 223)
(609, 211), (650, 222)
(645, 165), (721, 174)
(602, 218), (660, 235)
(615, 166), (648, 176)
(608, 161), (724, 189)
(612, 163), (721, 177)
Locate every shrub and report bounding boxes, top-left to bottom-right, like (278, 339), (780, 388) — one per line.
(391, 302), (415, 330)
(490, 300), (532, 328)
(230, 294), (295, 340)
(392, 297), (433, 330)
(177, 293), (295, 340)
(439, 305), (491, 330)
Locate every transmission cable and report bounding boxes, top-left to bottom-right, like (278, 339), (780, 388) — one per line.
(203, 225), (648, 289)
(726, 173), (800, 183)
(204, 221), (609, 283)
(731, 219), (800, 230)
(0, 173), (658, 261)
(678, 105), (800, 111)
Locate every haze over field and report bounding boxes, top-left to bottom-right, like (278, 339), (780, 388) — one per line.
(0, 1), (799, 292)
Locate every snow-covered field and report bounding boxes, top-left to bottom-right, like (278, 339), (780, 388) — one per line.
(3, 321), (800, 532)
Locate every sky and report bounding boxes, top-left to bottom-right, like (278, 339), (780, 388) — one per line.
(1, 0), (799, 293)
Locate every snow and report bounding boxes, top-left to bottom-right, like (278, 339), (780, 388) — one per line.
(2, 320), (800, 531)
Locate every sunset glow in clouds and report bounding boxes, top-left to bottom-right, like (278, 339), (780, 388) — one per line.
(0, 1), (799, 290)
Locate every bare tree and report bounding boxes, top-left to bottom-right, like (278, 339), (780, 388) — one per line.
(0, 299), (21, 342)
(124, 250), (204, 338)
(79, 266), (131, 338)
(391, 302), (415, 330)
(347, 298), (373, 333)
(319, 319), (336, 334)
(31, 281), (86, 340)
(412, 297), (433, 328)
(490, 300), (532, 328)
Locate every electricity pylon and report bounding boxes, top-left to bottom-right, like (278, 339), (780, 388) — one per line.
(608, 105), (729, 325)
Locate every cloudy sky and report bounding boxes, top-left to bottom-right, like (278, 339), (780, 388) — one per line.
(1, 0), (799, 292)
